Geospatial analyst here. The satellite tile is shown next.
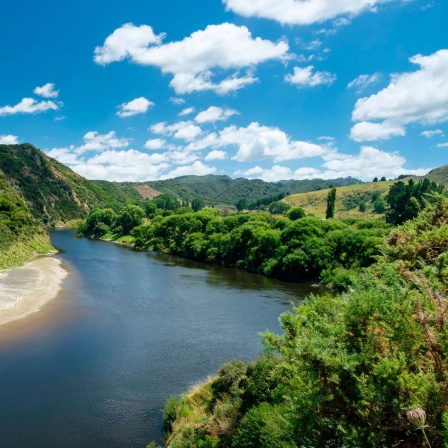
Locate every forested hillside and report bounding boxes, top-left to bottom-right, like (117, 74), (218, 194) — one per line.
(0, 172), (53, 268)
(0, 144), (142, 224)
(141, 175), (362, 206)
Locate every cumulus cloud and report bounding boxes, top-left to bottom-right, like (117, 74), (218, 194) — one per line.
(160, 161), (216, 179)
(150, 121), (202, 141)
(75, 131), (129, 154)
(351, 50), (448, 141)
(117, 97), (154, 117)
(144, 138), (166, 150)
(236, 146), (429, 182)
(350, 121), (405, 141)
(0, 98), (59, 116)
(223, 0), (394, 25)
(194, 106), (239, 123)
(33, 83), (59, 98)
(186, 122), (328, 162)
(0, 134), (19, 144)
(437, 142), (448, 148)
(285, 66), (336, 88)
(94, 22), (289, 94)
(421, 129), (444, 138)
(205, 150), (227, 161)
(347, 73), (380, 92)
(179, 107), (195, 116)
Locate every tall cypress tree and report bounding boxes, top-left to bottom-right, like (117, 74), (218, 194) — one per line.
(326, 187), (336, 219)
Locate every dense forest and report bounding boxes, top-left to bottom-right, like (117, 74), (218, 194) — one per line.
(160, 194), (448, 448)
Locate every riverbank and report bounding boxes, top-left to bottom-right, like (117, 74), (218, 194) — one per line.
(0, 256), (68, 327)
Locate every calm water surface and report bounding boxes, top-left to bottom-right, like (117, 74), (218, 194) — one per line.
(0, 230), (322, 447)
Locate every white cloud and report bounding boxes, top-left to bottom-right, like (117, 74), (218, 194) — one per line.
(179, 107), (195, 116)
(169, 97), (185, 105)
(236, 146), (429, 182)
(295, 39), (322, 51)
(54, 115), (67, 121)
(76, 131), (129, 154)
(285, 66), (336, 88)
(319, 146), (430, 180)
(347, 73), (380, 92)
(351, 50), (448, 141)
(33, 83), (59, 98)
(205, 150), (227, 161)
(350, 121), (405, 141)
(237, 165), (295, 182)
(144, 138), (166, 150)
(0, 134), (19, 144)
(223, 0), (394, 25)
(117, 97), (154, 117)
(437, 142), (448, 148)
(46, 146), (170, 182)
(194, 106), (238, 123)
(160, 161), (216, 179)
(0, 98), (59, 116)
(421, 129), (444, 138)
(189, 122), (328, 162)
(94, 22), (289, 94)
(150, 121), (202, 141)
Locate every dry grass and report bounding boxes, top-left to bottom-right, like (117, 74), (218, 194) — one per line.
(282, 180), (397, 219)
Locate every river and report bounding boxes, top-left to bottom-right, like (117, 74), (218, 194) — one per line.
(0, 230), (322, 447)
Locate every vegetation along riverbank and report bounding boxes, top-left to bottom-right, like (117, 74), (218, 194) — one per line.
(158, 194), (448, 447)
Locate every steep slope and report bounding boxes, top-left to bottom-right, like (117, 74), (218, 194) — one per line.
(0, 172), (53, 268)
(0, 144), (142, 224)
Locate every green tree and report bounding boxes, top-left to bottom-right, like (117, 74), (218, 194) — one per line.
(191, 198), (205, 212)
(358, 200), (366, 212)
(373, 197), (385, 213)
(285, 207), (305, 221)
(235, 199), (247, 211)
(116, 204), (145, 234)
(325, 187), (336, 219)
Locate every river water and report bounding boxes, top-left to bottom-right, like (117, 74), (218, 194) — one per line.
(0, 230), (322, 447)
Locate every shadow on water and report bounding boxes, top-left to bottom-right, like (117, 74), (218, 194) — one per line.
(0, 230), (325, 448)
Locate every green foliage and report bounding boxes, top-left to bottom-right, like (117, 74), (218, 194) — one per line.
(80, 202), (389, 285)
(285, 207), (305, 220)
(268, 201), (290, 215)
(326, 187), (337, 219)
(358, 199), (366, 212)
(373, 197), (386, 214)
(165, 196), (448, 448)
(235, 198), (247, 211)
(386, 178), (444, 225)
(191, 198), (205, 212)
(0, 144), (142, 225)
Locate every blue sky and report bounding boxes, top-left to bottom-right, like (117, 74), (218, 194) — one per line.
(0, 0), (447, 182)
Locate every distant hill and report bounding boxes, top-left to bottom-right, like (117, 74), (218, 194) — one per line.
(0, 144), (143, 224)
(423, 164), (448, 185)
(138, 175), (362, 206)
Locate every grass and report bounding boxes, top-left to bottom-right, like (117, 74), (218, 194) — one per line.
(0, 233), (55, 269)
(283, 180), (395, 219)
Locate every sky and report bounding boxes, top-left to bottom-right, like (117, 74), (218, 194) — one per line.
(0, 0), (447, 183)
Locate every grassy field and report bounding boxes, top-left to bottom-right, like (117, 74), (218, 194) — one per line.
(282, 180), (395, 219)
